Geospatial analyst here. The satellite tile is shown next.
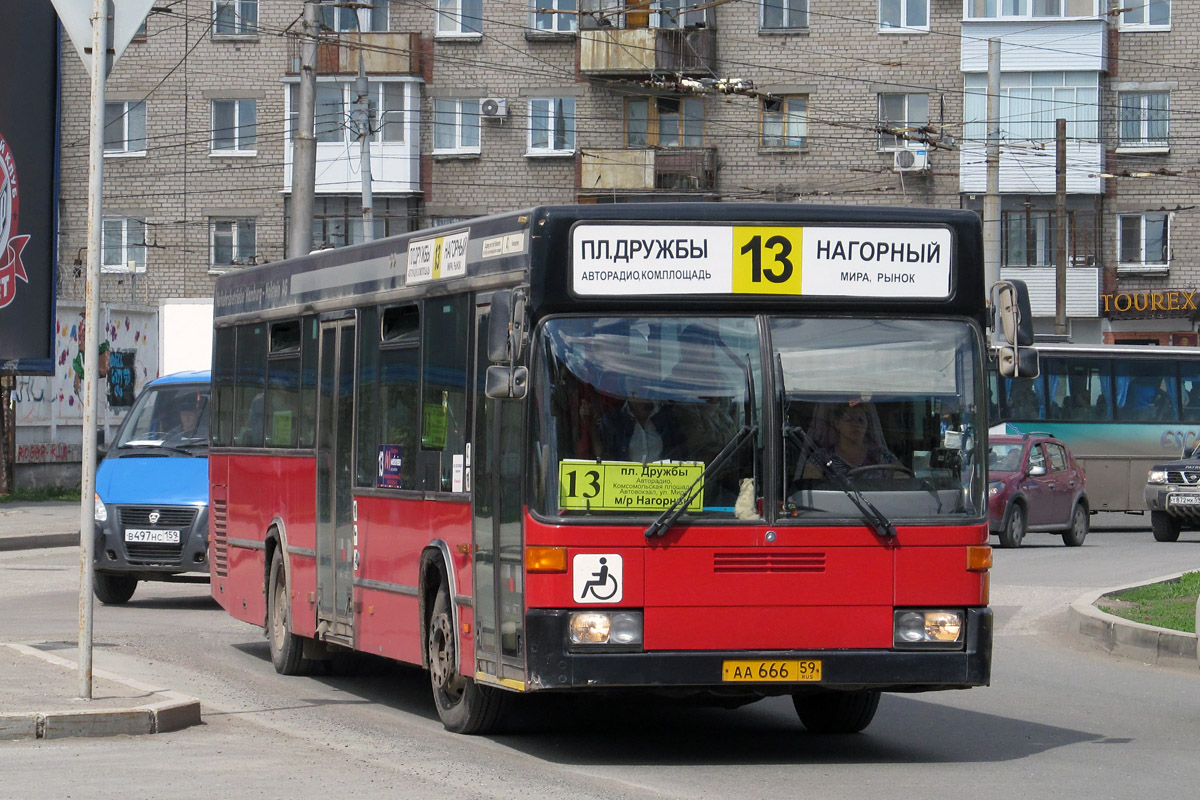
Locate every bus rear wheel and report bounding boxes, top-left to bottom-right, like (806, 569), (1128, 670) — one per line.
(93, 572), (137, 605)
(268, 548), (315, 676)
(999, 503), (1026, 548)
(1151, 511), (1182, 543)
(428, 587), (508, 734)
(792, 689), (881, 734)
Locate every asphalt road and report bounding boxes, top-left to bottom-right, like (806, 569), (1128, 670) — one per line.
(2, 525), (1198, 800)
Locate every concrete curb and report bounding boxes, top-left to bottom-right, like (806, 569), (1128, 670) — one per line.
(1068, 571), (1199, 670)
(0, 643), (201, 740)
(0, 533), (78, 552)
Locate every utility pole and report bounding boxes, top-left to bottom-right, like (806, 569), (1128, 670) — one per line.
(288, 0), (320, 259)
(354, 52), (374, 243)
(983, 38), (1001, 291)
(1055, 118), (1068, 336)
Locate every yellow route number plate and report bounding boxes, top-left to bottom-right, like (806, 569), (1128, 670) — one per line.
(722, 659), (822, 682)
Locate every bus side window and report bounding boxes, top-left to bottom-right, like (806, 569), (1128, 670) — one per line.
(422, 296), (470, 492)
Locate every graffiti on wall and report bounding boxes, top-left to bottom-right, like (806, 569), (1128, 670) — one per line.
(15, 306), (157, 426)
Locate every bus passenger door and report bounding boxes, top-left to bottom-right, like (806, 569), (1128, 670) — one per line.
(316, 318), (357, 644)
(471, 301), (526, 686)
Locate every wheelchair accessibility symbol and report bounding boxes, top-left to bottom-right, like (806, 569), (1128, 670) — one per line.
(573, 553), (622, 604)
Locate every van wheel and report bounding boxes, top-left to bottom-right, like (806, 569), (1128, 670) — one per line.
(428, 586), (508, 734)
(1061, 504), (1089, 547)
(268, 548), (315, 675)
(999, 503), (1025, 548)
(93, 572), (137, 605)
(1151, 511), (1182, 543)
(793, 689), (881, 734)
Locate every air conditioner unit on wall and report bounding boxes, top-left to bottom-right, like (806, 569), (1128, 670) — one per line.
(480, 97), (508, 119)
(893, 147), (929, 173)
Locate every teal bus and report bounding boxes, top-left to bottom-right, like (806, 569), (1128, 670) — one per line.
(989, 343), (1200, 514)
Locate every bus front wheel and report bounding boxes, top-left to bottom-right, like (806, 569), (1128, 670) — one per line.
(792, 689), (881, 734)
(428, 587), (509, 734)
(1151, 511), (1182, 543)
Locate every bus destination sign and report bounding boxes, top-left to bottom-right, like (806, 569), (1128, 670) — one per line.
(407, 229), (469, 284)
(571, 224), (952, 299)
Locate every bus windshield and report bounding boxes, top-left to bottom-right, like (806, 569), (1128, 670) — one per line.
(533, 315), (985, 522)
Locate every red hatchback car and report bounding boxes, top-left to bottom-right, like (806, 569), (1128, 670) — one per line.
(987, 433), (1089, 548)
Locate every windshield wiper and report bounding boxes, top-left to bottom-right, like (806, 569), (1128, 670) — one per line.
(644, 423), (757, 539)
(775, 354), (897, 541)
(117, 441), (198, 457)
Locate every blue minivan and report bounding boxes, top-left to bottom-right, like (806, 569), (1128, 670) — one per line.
(92, 370), (211, 604)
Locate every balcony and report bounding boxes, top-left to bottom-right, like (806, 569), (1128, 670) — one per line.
(288, 32), (421, 76)
(580, 148), (716, 193)
(580, 27), (716, 75)
(999, 266), (1100, 318)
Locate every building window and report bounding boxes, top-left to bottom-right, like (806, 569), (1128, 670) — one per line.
(532, 0), (576, 32)
(963, 72), (1098, 143)
(1118, 91), (1169, 148)
(213, 0), (257, 36)
(306, 197), (415, 248)
(321, 0), (388, 32)
(433, 98), (481, 154)
(879, 0), (928, 31)
(626, 97), (703, 148)
(761, 0), (807, 30)
(1002, 211), (1055, 267)
(1119, 213), (1169, 270)
(1121, 0), (1169, 29)
(966, 0), (1097, 18)
(528, 97), (576, 155)
(878, 93), (927, 149)
(211, 218), (257, 268)
(436, 0), (483, 36)
(211, 99), (257, 153)
(655, 0), (709, 28)
(760, 96), (807, 148)
(103, 101), (146, 154)
(101, 218), (146, 273)
(289, 82), (405, 144)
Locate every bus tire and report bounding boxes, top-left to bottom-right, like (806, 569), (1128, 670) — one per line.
(1061, 504), (1089, 547)
(792, 689), (881, 734)
(93, 572), (137, 605)
(268, 548), (315, 676)
(999, 503), (1026, 548)
(428, 587), (508, 734)
(1151, 511), (1182, 543)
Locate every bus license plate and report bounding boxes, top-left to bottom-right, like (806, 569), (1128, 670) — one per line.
(1169, 494), (1200, 507)
(722, 659), (821, 682)
(124, 529), (181, 544)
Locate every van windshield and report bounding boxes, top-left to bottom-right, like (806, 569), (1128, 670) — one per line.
(113, 383), (211, 452)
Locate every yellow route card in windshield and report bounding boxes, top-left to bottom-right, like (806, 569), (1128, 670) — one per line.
(559, 460), (704, 512)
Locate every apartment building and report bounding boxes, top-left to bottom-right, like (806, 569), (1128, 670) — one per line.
(16, 0), (1196, 484)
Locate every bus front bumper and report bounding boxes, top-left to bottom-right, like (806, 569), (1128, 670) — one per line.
(524, 607), (992, 693)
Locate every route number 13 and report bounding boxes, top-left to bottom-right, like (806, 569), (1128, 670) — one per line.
(731, 227), (804, 295)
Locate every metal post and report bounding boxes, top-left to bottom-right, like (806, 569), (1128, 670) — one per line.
(356, 51), (374, 243)
(288, 0), (320, 259)
(983, 38), (1002, 292)
(1055, 118), (1068, 336)
(79, 0), (108, 701)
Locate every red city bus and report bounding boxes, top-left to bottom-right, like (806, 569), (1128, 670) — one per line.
(210, 203), (1008, 735)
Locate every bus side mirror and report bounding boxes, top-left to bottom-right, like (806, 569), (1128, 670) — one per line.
(996, 345), (1039, 379)
(487, 288), (528, 364)
(991, 279), (1035, 347)
(485, 365), (528, 399)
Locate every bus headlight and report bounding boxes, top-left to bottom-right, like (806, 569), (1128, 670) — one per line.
(568, 611), (643, 648)
(94, 493), (107, 523)
(1147, 470), (1168, 485)
(894, 610), (964, 649)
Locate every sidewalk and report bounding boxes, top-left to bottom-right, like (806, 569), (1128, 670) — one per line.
(0, 500), (202, 741)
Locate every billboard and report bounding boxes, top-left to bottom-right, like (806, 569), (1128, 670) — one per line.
(0, 3), (59, 372)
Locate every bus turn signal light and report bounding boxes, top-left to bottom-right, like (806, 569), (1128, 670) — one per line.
(967, 546), (992, 572)
(525, 546), (567, 573)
